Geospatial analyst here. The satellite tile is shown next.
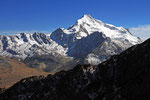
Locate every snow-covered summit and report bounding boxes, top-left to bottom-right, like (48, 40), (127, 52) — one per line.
(51, 14), (141, 45)
(50, 14), (142, 64)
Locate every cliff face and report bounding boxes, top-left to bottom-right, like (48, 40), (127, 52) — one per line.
(0, 39), (150, 100)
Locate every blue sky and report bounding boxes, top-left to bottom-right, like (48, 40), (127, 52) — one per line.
(0, 0), (150, 39)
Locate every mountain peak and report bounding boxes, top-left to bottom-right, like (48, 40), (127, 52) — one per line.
(67, 14), (98, 35)
(76, 14), (96, 24)
(82, 14), (92, 19)
(64, 15), (141, 44)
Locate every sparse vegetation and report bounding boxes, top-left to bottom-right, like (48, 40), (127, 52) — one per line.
(0, 56), (49, 88)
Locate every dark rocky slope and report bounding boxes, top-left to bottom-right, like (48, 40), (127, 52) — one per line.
(0, 38), (150, 100)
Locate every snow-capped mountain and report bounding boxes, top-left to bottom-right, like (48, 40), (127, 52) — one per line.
(51, 15), (140, 44)
(50, 14), (141, 64)
(0, 15), (142, 69)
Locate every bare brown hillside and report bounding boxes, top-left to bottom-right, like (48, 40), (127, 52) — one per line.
(0, 56), (49, 88)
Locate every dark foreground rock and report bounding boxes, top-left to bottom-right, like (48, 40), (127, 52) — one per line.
(0, 38), (150, 100)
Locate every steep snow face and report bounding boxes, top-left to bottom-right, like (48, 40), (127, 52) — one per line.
(0, 15), (142, 65)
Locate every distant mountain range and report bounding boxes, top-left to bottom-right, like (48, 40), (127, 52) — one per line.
(0, 37), (149, 100)
(0, 15), (142, 72)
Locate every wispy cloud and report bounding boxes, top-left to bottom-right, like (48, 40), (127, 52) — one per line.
(129, 25), (150, 41)
(0, 30), (51, 35)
